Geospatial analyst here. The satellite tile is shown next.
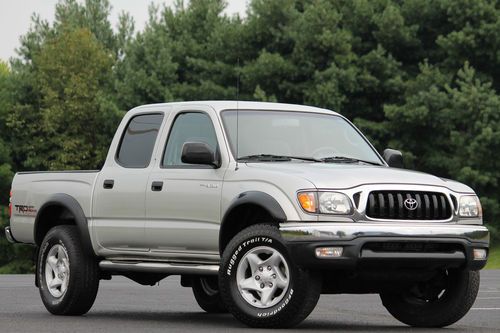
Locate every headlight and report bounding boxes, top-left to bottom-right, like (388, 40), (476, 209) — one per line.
(297, 191), (352, 215)
(318, 192), (352, 214)
(459, 195), (482, 217)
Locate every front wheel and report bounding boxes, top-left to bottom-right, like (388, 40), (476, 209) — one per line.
(380, 269), (480, 327)
(38, 225), (100, 315)
(219, 224), (321, 328)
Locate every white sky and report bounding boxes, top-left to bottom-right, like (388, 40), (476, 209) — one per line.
(0, 0), (248, 61)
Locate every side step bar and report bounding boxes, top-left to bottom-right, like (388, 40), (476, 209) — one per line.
(99, 260), (219, 275)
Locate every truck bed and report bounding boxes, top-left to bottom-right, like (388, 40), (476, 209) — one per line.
(10, 171), (99, 243)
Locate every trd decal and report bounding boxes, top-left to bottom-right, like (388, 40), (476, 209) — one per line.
(14, 205), (37, 216)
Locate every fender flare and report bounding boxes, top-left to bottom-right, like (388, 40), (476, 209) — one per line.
(219, 191), (287, 250)
(34, 193), (95, 257)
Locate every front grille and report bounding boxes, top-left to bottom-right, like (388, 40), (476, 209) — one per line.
(366, 191), (452, 220)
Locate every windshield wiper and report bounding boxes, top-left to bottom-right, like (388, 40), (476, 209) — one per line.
(238, 154), (321, 162)
(237, 154), (381, 165)
(319, 155), (382, 166)
(238, 154), (290, 161)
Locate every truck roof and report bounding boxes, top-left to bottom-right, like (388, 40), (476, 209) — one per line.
(130, 100), (339, 116)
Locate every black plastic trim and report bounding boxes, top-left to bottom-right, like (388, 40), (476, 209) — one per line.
(219, 191), (287, 250)
(285, 236), (488, 271)
(225, 191), (287, 222)
(34, 193), (95, 257)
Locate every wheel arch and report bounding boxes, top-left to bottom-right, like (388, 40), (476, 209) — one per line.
(34, 193), (95, 257)
(218, 191), (287, 254)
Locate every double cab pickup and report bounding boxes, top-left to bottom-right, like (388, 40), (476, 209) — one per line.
(6, 101), (489, 328)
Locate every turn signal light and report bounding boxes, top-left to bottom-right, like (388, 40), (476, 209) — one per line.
(298, 192), (316, 213)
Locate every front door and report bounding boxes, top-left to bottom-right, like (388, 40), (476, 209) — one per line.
(145, 107), (226, 261)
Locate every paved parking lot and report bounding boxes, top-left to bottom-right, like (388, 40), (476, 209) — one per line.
(0, 271), (499, 332)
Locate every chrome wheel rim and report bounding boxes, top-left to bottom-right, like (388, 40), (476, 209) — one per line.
(44, 244), (70, 298)
(236, 246), (290, 309)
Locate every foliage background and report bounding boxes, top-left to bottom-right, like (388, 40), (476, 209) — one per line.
(0, 0), (499, 272)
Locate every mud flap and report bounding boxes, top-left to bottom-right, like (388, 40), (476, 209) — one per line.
(34, 246), (40, 287)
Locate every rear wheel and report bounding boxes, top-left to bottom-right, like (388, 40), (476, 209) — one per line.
(219, 224), (321, 328)
(38, 225), (99, 315)
(192, 276), (227, 313)
(380, 269), (479, 327)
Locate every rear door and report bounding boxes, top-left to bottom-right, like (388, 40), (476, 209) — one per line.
(145, 105), (229, 261)
(92, 112), (165, 252)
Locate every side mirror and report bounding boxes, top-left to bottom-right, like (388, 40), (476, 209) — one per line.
(383, 148), (403, 168)
(181, 142), (220, 168)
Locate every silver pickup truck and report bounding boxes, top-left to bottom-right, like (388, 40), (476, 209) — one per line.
(5, 101), (489, 328)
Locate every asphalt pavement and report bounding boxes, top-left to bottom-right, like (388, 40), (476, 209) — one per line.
(0, 271), (499, 333)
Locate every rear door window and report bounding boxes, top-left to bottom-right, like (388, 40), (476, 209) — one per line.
(116, 113), (164, 168)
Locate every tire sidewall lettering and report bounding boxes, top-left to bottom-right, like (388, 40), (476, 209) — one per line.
(257, 288), (294, 317)
(227, 237), (273, 276)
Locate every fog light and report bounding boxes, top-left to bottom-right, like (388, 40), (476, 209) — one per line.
(473, 248), (487, 260)
(315, 247), (343, 258)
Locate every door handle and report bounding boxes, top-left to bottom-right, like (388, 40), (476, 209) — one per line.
(103, 179), (114, 189)
(151, 181), (163, 192)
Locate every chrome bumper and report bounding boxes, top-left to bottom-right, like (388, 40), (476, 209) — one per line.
(280, 222), (489, 244)
(4, 226), (17, 244)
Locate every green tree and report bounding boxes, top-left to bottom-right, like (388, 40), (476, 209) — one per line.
(0, 61), (14, 203)
(0, 62), (28, 274)
(9, 27), (120, 170)
(7, 0), (122, 171)
(2, 0), (500, 275)
(114, 0), (500, 237)
(115, 0), (244, 108)
(54, 0), (116, 52)
(384, 62), (500, 234)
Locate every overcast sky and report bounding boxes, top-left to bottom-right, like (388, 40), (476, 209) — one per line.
(0, 0), (248, 61)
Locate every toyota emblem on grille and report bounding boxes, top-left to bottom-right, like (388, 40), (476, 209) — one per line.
(404, 198), (418, 210)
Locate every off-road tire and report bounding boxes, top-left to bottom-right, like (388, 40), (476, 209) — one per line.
(219, 224), (321, 328)
(38, 225), (100, 315)
(192, 276), (227, 313)
(380, 269), (479, 327)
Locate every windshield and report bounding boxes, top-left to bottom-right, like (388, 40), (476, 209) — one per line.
(221, 110), (382, 164)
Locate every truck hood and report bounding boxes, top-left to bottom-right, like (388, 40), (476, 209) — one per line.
(245, 162), (474, 193)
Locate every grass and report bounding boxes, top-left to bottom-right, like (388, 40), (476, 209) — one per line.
(486, 246), (500, 269)
(0, 259), (34, 274)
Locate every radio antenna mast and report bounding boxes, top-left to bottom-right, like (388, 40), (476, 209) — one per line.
(235, 58), (240, 171)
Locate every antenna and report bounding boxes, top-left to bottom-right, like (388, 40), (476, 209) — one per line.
(235, 58), (240, 171)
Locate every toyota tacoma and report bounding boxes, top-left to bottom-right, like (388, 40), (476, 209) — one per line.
(5, 101), (489, 328)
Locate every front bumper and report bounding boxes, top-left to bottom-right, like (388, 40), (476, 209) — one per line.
(280, 222), (489, 271)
